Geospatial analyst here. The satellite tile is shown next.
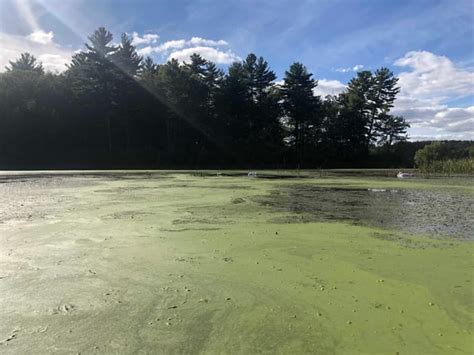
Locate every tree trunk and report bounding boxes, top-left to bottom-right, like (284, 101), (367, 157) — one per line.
(107, 114), (112, 154)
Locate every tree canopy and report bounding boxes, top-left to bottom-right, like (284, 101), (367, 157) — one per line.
(0, 27), (413, 169)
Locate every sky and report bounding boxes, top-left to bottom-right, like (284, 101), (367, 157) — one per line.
(0, 0), (473, 140)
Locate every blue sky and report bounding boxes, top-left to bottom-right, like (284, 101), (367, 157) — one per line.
(0, 0), (473, 140)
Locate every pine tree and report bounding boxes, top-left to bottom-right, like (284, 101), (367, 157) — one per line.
(112, 33), (142, 77)
(6, 53), (44, 74)
(185, 53), (207, 77)
(141, 57), (158, 76)
(367, 68), (400, 147)
(282, 62), (318, 167)
(377, 114), (410, 149)
(67, 27), (119, 153)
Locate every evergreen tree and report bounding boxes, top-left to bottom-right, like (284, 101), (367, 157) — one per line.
(346, 68), (401, 148)
(6, 53), (44, 74)
(377, 114), (410, 149)
(67, 27), (119, 153)
(141, 56), (159, 76)
(282, 62), (319, 167)
(0, 27), (416, 169)
(112, 33), (142, 76)
(367, 68), (400, 147)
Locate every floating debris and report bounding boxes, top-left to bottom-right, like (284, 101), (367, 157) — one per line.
(56, 303), (75, 314)
(1, 332), (18, 345)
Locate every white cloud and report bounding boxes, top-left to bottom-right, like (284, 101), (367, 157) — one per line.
(131, 32), (160, 46)
(0, 32), (72, 72)
(156, 39), (187, 52)
(188, 37), (228, 47)
(137, 46), (154, 56)
(313, 79), (346, 97)
(138, 36), (230, 56)
(393, 51), (474, 140)
(27, 30), (54, 45)
(168, 46), (240, 64)
(37, 54), (69, 72)
(395, 51), (474, 100)
(336, 64), (364, 73)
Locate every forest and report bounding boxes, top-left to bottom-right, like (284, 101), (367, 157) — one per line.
(0, 26), (441, 170)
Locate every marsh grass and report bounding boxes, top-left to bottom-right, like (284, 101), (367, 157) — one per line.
(419, 158), (474, 175)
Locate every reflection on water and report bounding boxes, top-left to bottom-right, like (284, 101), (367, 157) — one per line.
(256, 186), (474, 239)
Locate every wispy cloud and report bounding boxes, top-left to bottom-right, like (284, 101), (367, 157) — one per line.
(335, 64), (364, 73)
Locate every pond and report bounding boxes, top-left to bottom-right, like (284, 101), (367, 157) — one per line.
(0, 171), (472, 354)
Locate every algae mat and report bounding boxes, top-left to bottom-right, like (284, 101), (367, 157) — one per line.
(0, 172), (472, 354)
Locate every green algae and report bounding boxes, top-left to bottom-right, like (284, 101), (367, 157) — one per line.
(0, 172), (472, 354)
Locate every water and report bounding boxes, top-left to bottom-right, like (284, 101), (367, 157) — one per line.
(255, 184), (474, 239)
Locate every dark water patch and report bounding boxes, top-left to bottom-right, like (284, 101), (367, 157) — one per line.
(256, 174), (301, 179)
(324, 169), (404, 178)
(254, 185), (474, 239)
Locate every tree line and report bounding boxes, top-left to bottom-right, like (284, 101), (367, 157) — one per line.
(0, 27), (411, 169)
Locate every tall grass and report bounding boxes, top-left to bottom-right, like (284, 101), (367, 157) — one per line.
(418, 158), (474, 175)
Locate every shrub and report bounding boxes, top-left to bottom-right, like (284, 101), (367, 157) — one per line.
(415, 142), (474, 174)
